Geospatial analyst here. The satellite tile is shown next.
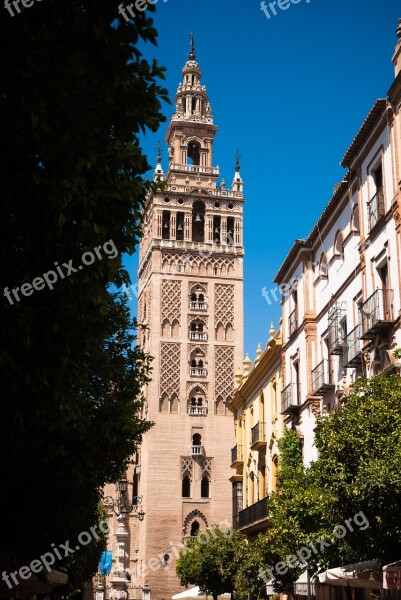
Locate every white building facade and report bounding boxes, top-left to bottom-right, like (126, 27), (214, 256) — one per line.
(275, 20), (401, 466)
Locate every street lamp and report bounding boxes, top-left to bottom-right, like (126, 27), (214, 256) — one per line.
(103, 480), (145, 521)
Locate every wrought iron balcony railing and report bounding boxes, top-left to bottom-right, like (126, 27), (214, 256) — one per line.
(368, 188), (385, 232)
(231, 445), (243, 467)
(288, 308), (298, 338)
(360, 289), (394, 340)
(251, 422), (266, 450)
(238, 497), (268, 529)
(281, 383), (299, 413)
(311, 359), (334, 396)
(343, 324), (362, 368)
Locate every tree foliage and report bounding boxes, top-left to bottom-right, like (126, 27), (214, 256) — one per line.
(236, 374), (401, 599)
(0, 0), (167, 588)
(176, 526), (245, 600)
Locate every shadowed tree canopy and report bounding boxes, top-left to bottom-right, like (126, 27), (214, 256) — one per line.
(0, 0), (168, 588)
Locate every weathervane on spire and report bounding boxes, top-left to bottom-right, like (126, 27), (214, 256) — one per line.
(234, 150), (241, 172)
(189, 32), (196, 60)
(155, 141), (163, 164)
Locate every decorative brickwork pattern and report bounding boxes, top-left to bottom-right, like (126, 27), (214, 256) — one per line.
(201, 458), (212, 480)
(215, 284), (234, 327)
(161, 280), (182, 323)
(160, 343), (181, 398)
(181, 457), (193, 480)
(214, 346), (235, 402)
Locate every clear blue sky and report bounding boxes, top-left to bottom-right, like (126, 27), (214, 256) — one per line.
(125, 0), (400, 358)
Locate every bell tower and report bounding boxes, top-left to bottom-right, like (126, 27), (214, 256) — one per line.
(134, 35), (245, 600)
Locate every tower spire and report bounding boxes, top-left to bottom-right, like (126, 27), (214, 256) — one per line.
(189, 32), (196, 61)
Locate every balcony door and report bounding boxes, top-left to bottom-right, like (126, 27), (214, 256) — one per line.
(379, 263), (390, 319)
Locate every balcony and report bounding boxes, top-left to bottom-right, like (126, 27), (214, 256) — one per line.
(311, 359), (334, 396)
(360, 289), (395, 340)
(189, 301), (208, 311)
(251, 422), (266, 451)
(188, 406), (208, 416)
(368, 188), (385, 232)
(189, 332), (208, 341)
(328, 302), (347, 355)
(238, 497), (268, 530)
(281, 383), (299, 413)
(192, 445), (202, 456)
(288, 308), (298, 338)
(189, 368), (207, 378)
(231, 445), (243, 468)
(343, 324), (362, 368)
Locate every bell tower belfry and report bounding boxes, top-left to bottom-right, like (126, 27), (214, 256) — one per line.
(134, 35), (245, 600)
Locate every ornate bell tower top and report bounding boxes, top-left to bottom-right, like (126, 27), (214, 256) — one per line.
(140, 36), (244, 270)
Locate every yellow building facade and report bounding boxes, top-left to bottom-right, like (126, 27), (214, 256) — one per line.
(228, 323), (283, 539)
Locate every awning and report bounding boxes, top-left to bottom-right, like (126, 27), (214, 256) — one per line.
(383, 561), (401, 590)
(295, 570), (315, 596)
(172, 588), (230, 599)
(318, 560), (382, 589)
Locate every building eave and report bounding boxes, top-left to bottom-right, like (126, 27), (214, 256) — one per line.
(340, 99), (387, 169)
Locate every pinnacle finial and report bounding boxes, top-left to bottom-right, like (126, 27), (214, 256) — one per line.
(234, 150), (241, 172)
(155, 141), (162, 164)
(189, 32), (196, 60)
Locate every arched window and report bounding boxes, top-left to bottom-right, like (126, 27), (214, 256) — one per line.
(334, 230), (344, 260)
(160, 394), (169, 413)
(171, 319), (180, 338)
(190, 520), (200, 537)
(192, 201), (205, 242)
(170, 393), (179, 414)
(162, 211), (170, 240)
(162, 319), (171, 337)
(351, 205), (360, 233)
(193, 433), (201, 446)
(215, 396), (225, 416)
(188, 141), (201, 165)
(182, 476), (191, 498)
(201, 477), (209, 498)
(225, 323), (234, 342)
(319, 252), (328, 279)
(216, 322), (225, 341)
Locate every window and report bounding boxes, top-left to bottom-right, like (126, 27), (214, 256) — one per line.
(227, 217), (234, 245)
(201, 476), (209, 498)
(176, 212), (185, 241)
(192, 201), (205, 242)
(162, 211), (170, 240)
(272, 456), (278, 493)
(351, 205), (360, 233)
(319, 252), (328, 279)
(213, 216), (221, 245)
(334, 230), (344, 261)
(190, 521), (200, 537)
(188, 141), (200, 165)
(182, 476), (191, 498)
